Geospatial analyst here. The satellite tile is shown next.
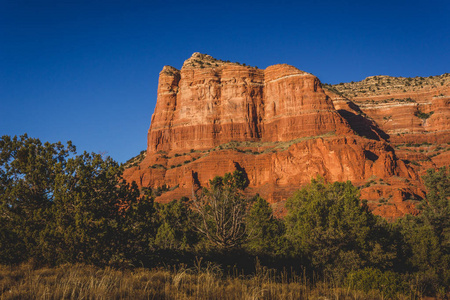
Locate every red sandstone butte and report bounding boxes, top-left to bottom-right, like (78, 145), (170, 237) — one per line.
(124, 53), (433, 219)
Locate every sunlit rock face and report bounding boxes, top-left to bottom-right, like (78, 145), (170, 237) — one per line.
(123, 53), (442, 219)
(148, 53), (351, 153)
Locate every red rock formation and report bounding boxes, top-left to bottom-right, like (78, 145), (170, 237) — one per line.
(148, 53), (351, 154)
(325, 75), (450, 184)
(327, 75), (450, 157)
(123, 53), (433, 219)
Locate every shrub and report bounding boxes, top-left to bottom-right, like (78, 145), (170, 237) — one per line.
(415, 110), (434, 119)
(346, 267), (406, 298)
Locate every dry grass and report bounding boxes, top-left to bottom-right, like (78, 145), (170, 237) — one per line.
(0, 262), (410, 299)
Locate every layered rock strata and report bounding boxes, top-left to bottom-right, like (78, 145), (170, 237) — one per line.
(149, 53), (352, 153)
(325, 75), (450, 174)
(124, 53), (433, 219)
(326, 75), (450, 145)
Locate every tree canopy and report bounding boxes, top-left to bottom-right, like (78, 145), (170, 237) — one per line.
(285, 178), (395, 274)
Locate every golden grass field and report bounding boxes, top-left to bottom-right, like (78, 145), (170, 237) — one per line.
(0, 262), (415, 300)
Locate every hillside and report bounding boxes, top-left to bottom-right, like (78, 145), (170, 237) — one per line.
(324, 74), (450, 177)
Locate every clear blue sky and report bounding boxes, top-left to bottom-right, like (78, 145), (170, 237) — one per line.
(1, 0), (449, 163)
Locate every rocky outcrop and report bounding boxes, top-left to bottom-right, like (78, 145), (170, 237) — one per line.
(148, 53), (351, 153)
(123, 53), (435, 219)
(326, 75), (450, 146)
(325, 75), (450, 176)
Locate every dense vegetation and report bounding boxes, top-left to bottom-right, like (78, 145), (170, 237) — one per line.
(1, 135), (449, 298)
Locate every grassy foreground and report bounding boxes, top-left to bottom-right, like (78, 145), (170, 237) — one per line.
(0, 263), (414, 300)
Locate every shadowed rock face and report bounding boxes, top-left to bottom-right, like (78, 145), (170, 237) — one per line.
(124, 53), (439, 219)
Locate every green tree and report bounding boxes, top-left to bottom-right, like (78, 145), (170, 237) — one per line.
(397, 216), (444, 290)
(119, 189), (159, 265)
(0, 134), (150, 266)
(155, 222), (177, 249)
(396, 166), (450, 295)
(154, 197), (198, 250)
(244, 195), (285, 255)
(285, 178), (392, 274)
(49, 152), (130, 264)
(0, 134), (75, 263)
(421, 166), (450, 242)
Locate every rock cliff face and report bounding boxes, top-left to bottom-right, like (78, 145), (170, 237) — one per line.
(325, 75), (450, 145)
(148, 53), (351, 153)
(123, 53), (445, 219)
(325, 74), (450, 176)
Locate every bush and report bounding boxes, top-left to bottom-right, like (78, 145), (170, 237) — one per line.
(346, 267), (406, 298)
(415, 110), (434, 119)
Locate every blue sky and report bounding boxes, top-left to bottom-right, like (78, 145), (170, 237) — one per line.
(1, 0), (449, 163)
